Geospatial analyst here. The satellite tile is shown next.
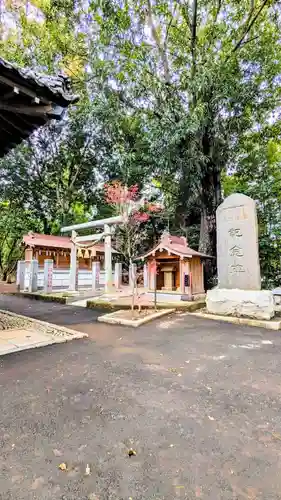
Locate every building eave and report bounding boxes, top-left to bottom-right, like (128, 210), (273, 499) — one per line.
(0, 57), (79, 157)
(137, 244), (193, 260)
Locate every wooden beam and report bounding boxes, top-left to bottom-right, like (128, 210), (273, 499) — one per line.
(61, 216), (124, 233)
(75, 233), (105, 243)
(14, 112), (37, 130)
(3, 87), (19, 101)
(0, 123), (14, 136)
(0, 74), (49, 103)
(0, 102), (52, 116)
(0, 112), (32, 136)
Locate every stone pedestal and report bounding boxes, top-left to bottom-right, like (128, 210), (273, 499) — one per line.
(92, 261), (100, 291)
(206, 288), (274, 320)
(114, 262), (122, 289)
(16, 260), (25, 291)
(43, 259), (53, 293)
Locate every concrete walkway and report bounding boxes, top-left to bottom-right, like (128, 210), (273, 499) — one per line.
(0, 324), (86, 356)
(0, 327), (56, 355)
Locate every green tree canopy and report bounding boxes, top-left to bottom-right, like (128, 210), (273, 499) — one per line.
(0, 0), (281, 286)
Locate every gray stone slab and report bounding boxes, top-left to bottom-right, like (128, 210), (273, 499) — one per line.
(216, 193), (261, 290)
(5, 330), (50, 348)
(0, 339), (18, 355)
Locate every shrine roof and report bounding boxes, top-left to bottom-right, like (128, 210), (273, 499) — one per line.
(0, 57), (78, 157)
(137, 233), (213, 260)
(23, 232), (118, 253)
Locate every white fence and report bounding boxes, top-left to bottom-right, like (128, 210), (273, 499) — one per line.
(26, 267), (114, 291)
(34, 268), (114, 290)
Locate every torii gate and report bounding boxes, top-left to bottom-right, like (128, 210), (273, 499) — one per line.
(61, 215), (124, 293)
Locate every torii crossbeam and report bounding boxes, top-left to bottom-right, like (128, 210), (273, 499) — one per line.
(61, 215), (124, 293)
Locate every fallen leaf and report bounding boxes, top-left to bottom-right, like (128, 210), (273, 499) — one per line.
(169, 368), (178, 373)
(58, 462), (67, 471)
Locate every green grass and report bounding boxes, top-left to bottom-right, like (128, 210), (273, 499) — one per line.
(10, 292), (67, 303)
(87, 299), (205, 312)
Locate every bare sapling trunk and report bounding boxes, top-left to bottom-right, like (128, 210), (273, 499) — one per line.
(136, 270), (142, 315)
(130, 260), (136, 317)
(154, 271), (157, 311)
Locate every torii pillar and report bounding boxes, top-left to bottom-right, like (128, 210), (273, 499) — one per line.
(69, 230), (78, 291)
(61, 215), (124, 295)
(104, 223), (112, 293)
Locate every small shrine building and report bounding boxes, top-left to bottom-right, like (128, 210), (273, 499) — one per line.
(139, 233), (212, 297)
(23, 232), (118, 270)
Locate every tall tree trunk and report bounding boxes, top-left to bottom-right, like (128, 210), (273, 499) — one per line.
(199, 205), (211, 254)
(198, 165), (221, 289)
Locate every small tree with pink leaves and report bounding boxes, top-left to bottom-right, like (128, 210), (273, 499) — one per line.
(104, 181), (161, 313)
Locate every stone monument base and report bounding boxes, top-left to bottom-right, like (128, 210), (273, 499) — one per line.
(206, 288), (274, 320)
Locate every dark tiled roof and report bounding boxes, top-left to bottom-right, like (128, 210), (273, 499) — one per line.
(0, 57), (79, 156)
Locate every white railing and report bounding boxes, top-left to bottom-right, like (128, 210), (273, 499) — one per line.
(34, 268), (114, 290)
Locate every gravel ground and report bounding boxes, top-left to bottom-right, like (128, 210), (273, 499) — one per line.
(0, 311), (82, 339)
(0, 312), (32, 330)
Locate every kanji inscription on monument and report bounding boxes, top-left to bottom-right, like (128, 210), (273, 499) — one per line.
(216, 193), (261, 290)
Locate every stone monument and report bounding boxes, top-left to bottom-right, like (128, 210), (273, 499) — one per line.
(207, 193), (274, 320)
